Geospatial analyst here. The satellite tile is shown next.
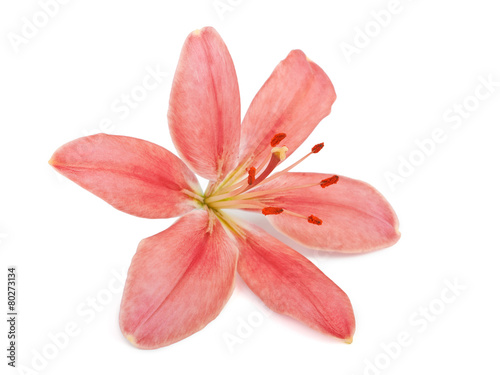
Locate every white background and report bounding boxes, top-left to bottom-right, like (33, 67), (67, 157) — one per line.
(1, 1), (500, 374)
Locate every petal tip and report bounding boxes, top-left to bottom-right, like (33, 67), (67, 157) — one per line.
(344, 336), (353, 344)
(126, 334), (136, 343)
(125, 334), (139, 347)
(392, 221), (402, 244)
(290, 49), (305, 55)
(48, 155), (62, 169)
(190, 26), (216, 38)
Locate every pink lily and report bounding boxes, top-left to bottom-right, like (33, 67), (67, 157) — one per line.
(49, 27), (400, 350)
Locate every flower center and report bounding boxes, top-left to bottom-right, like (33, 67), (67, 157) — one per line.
(192, 133), (339, 234)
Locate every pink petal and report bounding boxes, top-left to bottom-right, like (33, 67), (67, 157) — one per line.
(239, 50), (336, 169)
(257, 172), (400, 252)
(49, 134), (201, 218)
(168, 27), (241, 182)
(119, 210), (238, 349)
(236, 223), (355, 341)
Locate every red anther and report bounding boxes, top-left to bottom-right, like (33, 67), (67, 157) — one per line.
(307, 215), (323, 225)
(270, 133), (287, 147)
(262, 207), (284, 216)
(247, 166), (256, 185)
(311, 143), (324, 153)
(320, 175), (339, 188)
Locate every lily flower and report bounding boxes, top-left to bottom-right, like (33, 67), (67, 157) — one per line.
(49, 27), (400, 350)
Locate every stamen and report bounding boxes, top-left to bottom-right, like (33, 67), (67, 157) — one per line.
(320, 175), (339, 188)
(307, 215), (323, 225)
(219, 146), (287, 197)
(262, 207), (284, 215)
(207, 173), (334, 205)
(209, 199), (264, 210)
(247, 167), (256, 185)
(280, 209), (323, 226)
(311, 142), (324, 153)
(270, 133), (287, 147)
(221, 153), (272, 193)
(212, 209), (247, 238)
(206, 142), (331, 205)
(211, 145), (284, 196)
(227, 183), (319, 201)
